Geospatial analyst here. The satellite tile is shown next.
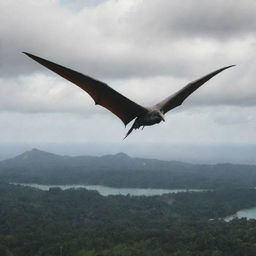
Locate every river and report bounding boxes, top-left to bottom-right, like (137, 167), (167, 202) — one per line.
(12, 183), (204, 196)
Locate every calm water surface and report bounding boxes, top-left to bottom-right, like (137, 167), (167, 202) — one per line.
(12, 183), (256, 219)
(224, 207), (256, 221)
(13, 183), (204, 196)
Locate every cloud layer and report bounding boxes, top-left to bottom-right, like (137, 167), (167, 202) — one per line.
(0, 0), (256, 162)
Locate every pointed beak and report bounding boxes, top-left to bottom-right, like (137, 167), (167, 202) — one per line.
(160, 114), (165, 122)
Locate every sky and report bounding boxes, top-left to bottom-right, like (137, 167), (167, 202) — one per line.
(0, 0), (256, 163)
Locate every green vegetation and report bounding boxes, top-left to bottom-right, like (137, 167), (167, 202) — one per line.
(0, 183), (256, 255)
(1, 150), (256, 255)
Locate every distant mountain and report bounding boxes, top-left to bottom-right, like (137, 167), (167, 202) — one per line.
(0, 148), (192, 172)
(0, 148), (256, 189)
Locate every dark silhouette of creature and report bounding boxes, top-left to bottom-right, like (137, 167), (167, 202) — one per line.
(24, 52), (234, 138)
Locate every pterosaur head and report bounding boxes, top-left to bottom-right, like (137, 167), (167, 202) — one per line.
(149, 110), (165, 124)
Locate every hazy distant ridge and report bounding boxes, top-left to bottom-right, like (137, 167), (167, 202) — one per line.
(0, 148), (256, 189)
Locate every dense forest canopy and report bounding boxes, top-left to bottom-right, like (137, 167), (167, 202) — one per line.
(0, 183), (256, 255)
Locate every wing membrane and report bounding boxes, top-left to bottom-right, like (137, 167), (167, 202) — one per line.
(24, 52), (147, 125)
(154, 65), (235, 114)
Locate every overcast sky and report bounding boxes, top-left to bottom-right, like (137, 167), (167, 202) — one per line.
(0, 0), (256, 163)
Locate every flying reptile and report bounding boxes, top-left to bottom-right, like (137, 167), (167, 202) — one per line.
(23, 52), (234, 138)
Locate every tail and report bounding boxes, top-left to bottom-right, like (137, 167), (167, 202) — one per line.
(123, 126), (134, 140)
(123, 122), (137, 140)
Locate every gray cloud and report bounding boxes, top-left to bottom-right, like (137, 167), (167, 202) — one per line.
(0, 74), (97, 114)
(126, 0), (256, 40)
(59, 0), (108, 9)
(1, 0), (252, 79)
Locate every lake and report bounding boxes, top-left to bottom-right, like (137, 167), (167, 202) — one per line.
(12, 183), (256, 219)
(224, 207), (256, 221)
(12, 183), (204, 196)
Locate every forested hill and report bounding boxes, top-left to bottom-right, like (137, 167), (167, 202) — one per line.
(0, 148), (256, 189)
(0, 148), (193, 172)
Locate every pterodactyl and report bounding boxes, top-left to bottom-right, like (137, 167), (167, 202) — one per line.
(23, 52), (234, 138)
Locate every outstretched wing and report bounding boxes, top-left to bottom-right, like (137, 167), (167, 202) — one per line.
(23, 52), (148, 126)
(154, 65), (235, 114)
